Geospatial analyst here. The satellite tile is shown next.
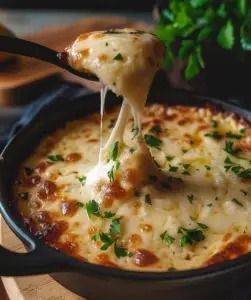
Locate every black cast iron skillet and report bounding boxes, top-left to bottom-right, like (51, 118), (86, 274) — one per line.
(1, 86), (251, 300)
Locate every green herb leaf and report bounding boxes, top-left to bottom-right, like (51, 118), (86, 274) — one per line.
(109, 218), (121, 236)
(144, 134), (162, 149)
(99, 232), (114, 250)
(169, 165), (178, 173)
(160, 231), (175, 246)
(226, 132), (243, 139)
(107, 165), (115, 182)
(113, 53), (123, 61)
(114, 242), (132, 258)
(190, 0), (208, 8)
(48, 154), (64, 162)
(178, 227), (205, 247)
(204, 131), (223, 140)
(103, 211), (116, 219)
(86, 200), (101, 218)
(217, 20), (234, 50)
(187, 194), (194, 204)
(166, 155), (174, 161)
(144, 194), (152, 205)
(149, 125), (162, 134)
(77, 176), (87, 185)
(109, 141), (119, 161)
(239, 168), (251, 178)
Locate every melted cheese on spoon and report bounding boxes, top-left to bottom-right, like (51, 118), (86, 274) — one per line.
(66, 28), (165, 197)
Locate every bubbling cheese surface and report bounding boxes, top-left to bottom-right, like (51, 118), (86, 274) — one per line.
(15, 104), (251, 271)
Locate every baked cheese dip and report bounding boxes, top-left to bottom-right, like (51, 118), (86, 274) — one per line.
(15, 104), (251, 271)
(14, 29), (251, 271)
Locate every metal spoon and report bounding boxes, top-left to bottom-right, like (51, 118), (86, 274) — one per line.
(0, 35), (97, 81)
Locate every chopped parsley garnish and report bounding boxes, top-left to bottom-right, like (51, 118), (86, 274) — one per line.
(178, 227), (205, 247)
(182, 163), (191, 175)
(103, 211), (116, 219)
(77, 176), (87, 185)
(160, 231), (175, 246)
(47, 154), (64, 162)
(232, 198), (244, 207)
(150, 125), (162, 134)
(18, 192), (29, 200)
(211, 120), (218, 128)
(238, 168), (251, 178)
(24, 167), (34, 176)
(224, 156), (251, 178)
(114, 242), (132, 258)
(109, 141), (119, 161)
(113, 53), (123, 61)
(204, 131), (222, 140)
(187, 194), (194, 204)
(224, 141), (241, 156)
(105, 42), (109, 46)
(204, 165), (211, 171)
(226, 132), (243, 140)
(144, 134), (162, 149)
(86, 200), (116, 219)
(131, 126), (139, 139)
(99, 232), (114, 250)
(240, 128), (247, 135)
(168, 165), (178, 173)
(166, 155), (174, 161)
(86, 200), (101, 218)
(107, 166), (114, 182)
(144, 194), (152, 205)
(109, 218), (122, 236)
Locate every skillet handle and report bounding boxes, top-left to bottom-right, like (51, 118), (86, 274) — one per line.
(0, 242), (68, 276)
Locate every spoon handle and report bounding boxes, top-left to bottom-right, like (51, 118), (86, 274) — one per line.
(0, 36), (97, 80)
(0, 35), (63, 66)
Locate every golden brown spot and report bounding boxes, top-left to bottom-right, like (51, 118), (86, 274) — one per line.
(60, 201), (78, 217)
(98, 54), (108, 62)
(122, 168), (140, 186)
(65, 152), (82, 162)
(78, 32), (91, 41)
(38, 180), (57, 200)
(102, 181), (127, 206)
(94, 33), (105, 39)
(24, 175), (41, 187)
(35, 161), (48, 173)
(206, 234), (251, 266)
(80, 48), (90, 58)
(223, 232), (232, 242)
(140, 224), (153, 232)
(95, 253), (118, 268)
(128, 234), (142, 248)
(134, 249), (159, 267)
(165, 113), (178, 121)
(88, 226), (97, 236)
(88, 138), (99, 143)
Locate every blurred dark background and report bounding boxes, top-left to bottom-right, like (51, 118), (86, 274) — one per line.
(0, 0), (156, 10)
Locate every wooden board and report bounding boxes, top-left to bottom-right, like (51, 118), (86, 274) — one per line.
(0, 16), (147, 106)
(0, 217), (86, 300)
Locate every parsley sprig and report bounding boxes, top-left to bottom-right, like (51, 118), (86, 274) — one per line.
(155, 0), (251, 80)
